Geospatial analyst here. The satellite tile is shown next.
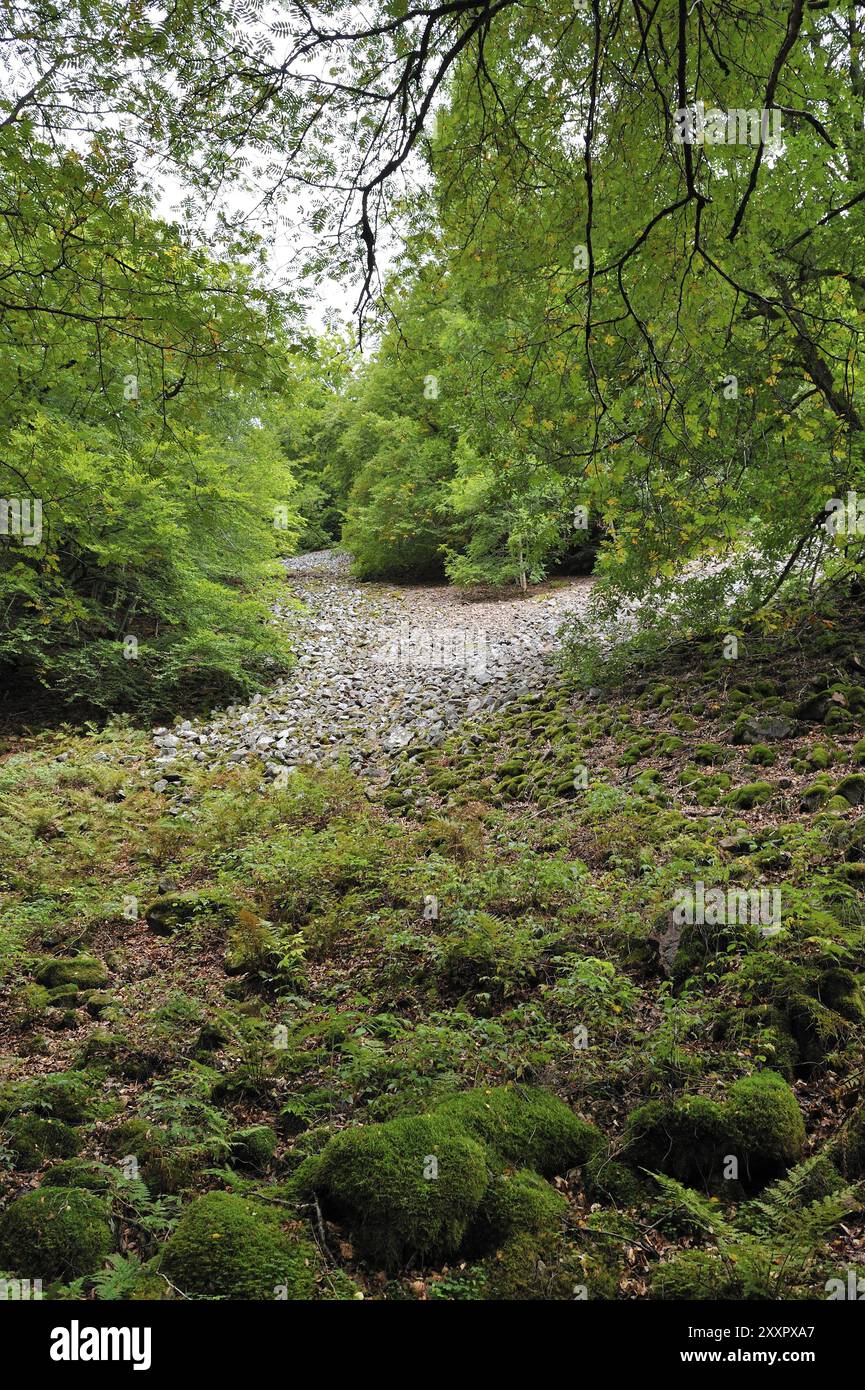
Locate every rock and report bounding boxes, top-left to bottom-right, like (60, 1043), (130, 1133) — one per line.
(732, 714), (795, 744)
(34, 956), (109, 990)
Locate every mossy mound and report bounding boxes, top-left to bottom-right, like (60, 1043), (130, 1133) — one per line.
(625, 1072), (804, 1190)
(40, 1159), (116, 1192)
(436, 1086), (602, 1176)
(160, 1192), (316, 1299)
(0, 1069), (95, 1125)
(305, 1112), (489, 1268)
(77, 1033), (160, 1081)
(483, 1230), (620, 1301)
(303, 1087), (598, 1268)
(0, 1188), (113, 1280)
(229, 1125), (277, 1170)
(33, 956), (108, 990)
(3, 1114), (80, 1169)
(468, 1168), (567, 1250)
(144, 890), (239, 936)
(106, 1119), (205, 1194)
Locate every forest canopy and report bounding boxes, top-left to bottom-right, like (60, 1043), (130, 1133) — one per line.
(1, 1), (864, 711)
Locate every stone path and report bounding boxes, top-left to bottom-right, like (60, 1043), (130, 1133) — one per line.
(150, 550), (592, 784)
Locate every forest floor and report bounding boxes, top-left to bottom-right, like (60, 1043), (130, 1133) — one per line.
(1, 562), (865, 1301)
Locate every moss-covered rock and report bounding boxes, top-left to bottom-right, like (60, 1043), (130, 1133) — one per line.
(625, 1094), (728, 1187)
(834, 774), (865, 807)
(229, 1125), (277, 1171)
(0, 1071), (95, 1124)
(106, 1119), (204, 1194)
(33, 956), (108, 990)
(0, 1187), (113, 1280)
(436, 1086), (602, 1176)
(304, 1111), (489, 1267)
(40, 1159), (115, 1192)
(144, 890), (238, 936)
(624, 1072), (804, 1190)
(160, 1192), (316, 1299)
(723, 781), (774, 810)
(77, 1033), (159, 1081)
(3, 1115), (80, 1169)
(469, 1168), (566, 1250)
(302, 1087), (600, 1269)
(726, 1072), (806, 1184)
(483, 1229), (619, 1300)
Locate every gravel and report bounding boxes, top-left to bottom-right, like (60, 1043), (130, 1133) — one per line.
(149, 549), (592, 783)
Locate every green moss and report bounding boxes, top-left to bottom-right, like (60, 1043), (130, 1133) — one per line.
(437, 1086), (603, 1175)
(625, 1095), (727, 1187)
(835, 1111), (865, 1178)
(585, 1149), (644, 1206)
(800, 778), (831, 812)
(469, 1169), (566, 1249)
(817, 967), (865, 1022)
(693, 743), (728, 765)
(33, 956), (108, 990)
(0, 1188), (113, 1280)
(3, 1115), (79, 1169)
(723, 781), (774, 810)
(483, 1230), (619, 1300)
(807, 744), (833, 770)
(161, 1192), (316, 1299)
(229, 1125), (277, 1170)
(305, 1112), (488, 1268)
(747, 744), (775, 766)
(726, 1072), (806, 1183)
(625, 1073), (804, 1190)
(106, 1119), (204, 1194)
(834, 774), (865, 806)
(144, 890), (238, 936)
(77, 1033), (159, 1081)
(0, 1071), (95, 1123)
(39, 1160), (115, 1191)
